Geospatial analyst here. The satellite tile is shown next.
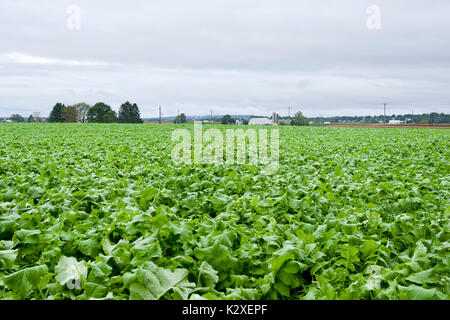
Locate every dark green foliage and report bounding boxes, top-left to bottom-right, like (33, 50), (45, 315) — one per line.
(173, 113), (187, 124)
(73, 103), (91, 123)
(291, 111), (308, 126)
(118, 102), (143, 123)
(307, 113), (450, 124)
(48, 103), (65, 123)
(87, 102), (117, 123)
(221, 114), (236, 125)
(9, 114), (24, 122)
(61, 106), (80, 123)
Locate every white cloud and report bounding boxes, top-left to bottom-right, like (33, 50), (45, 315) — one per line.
(6, 52), (107, 67)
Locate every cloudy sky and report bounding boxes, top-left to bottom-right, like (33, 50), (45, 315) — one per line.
(1, 0), (449, 118)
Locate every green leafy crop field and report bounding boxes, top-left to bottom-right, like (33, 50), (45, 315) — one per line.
(0, 123), (448, 300)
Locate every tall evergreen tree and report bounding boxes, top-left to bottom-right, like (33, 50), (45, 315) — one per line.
(87, 102), (117, 123)
(118, 101), (143, 123)
(48, 103), (65, 122)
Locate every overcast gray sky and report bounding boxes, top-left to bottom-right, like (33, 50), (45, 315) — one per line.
(1, 0), (449, 118)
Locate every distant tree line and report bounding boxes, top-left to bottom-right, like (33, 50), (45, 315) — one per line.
(218, 111), (308, 126)
(215, 111), (450, 126)
(305, 113), (450, 124)
(6, 108), (449, 125)
(48, 102), (143, 123)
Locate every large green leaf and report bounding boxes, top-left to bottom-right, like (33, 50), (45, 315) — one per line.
(126, 262), (194, 300)
(2, 265), (49, 298)
(54, 256), (88, 286)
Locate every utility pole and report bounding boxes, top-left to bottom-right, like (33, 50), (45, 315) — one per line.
(412, 109), (414, 124)
(288, 107), (291, 119)
(159, 106), (162, 124)
(210, 109), (213, 123)
(383, 103), (387, 125)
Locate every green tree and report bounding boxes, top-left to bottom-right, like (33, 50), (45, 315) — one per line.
(48, 103), (65, 122)
(118, 101), (143, 123)
(291, 111), (308, 126)
(429, 112), (439, 125)
(62, 106), (80, 123)
(27, 115), (34, 122)
(173, 113), (187, 124)
(73, 103), (91, 123)
(87, 102), (117, 123)
(221, 114), (236, 125)
(10, 114), (25, 122)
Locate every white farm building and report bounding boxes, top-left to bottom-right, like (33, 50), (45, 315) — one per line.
(388, 120), (405, 125)
(248, 118), (275, 126)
